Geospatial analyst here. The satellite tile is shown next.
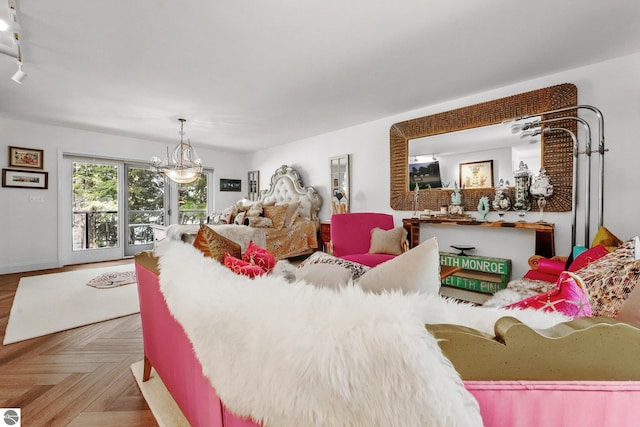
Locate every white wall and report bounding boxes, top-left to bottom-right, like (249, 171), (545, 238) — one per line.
(0, 118), (248, 274)
(250, 52), (640, 278)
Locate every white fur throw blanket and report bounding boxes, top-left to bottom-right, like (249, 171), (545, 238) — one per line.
(155, 241), (568, 427)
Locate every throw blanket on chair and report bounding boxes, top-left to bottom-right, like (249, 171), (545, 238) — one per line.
(155, 240), (568, 427)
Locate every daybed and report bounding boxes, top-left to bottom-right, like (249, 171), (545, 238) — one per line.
(134, 239), (640, 427)
(163, 164), (322, 260)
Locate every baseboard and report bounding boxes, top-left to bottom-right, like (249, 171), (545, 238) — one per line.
(0, 260), (61, 275)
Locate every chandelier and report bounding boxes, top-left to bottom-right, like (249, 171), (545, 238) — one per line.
(151, 118), (203, 184)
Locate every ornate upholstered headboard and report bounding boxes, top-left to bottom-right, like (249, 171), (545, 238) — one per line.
(259, 165), (322, 224)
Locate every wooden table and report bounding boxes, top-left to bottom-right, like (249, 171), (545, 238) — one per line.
(403, 217), (555, 258)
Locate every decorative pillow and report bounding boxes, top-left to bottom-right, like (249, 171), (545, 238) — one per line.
(192, 225), (241, 263)
(368, 227), (408, 256)
(223, 253), (266, 278)
(357, 237), (440, 295)
(295, 263), (353, 289)
(243, 241), (276, 273)
(505, 272), (592, 318)
(262, 205), (289, 229)
(574, 238), (640, 319)
(568, 245), (609, 272)
(246, 216), (273, 228)
(234, 211), (247, 225)
(281, 201), (301, 228)
(298, 251), (370, 280)
(591, 226), (623, 251)
(246, 201), (263, 218)
(218, 205), (238, 224)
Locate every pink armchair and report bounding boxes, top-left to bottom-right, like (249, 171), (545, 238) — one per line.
(329, 212), (405, 267)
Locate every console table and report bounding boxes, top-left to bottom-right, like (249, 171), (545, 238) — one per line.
(402, 218), (555, 258)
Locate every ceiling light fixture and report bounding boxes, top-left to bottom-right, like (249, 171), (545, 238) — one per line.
(151, 118), (203, 184)
(11, 60), (25, 83)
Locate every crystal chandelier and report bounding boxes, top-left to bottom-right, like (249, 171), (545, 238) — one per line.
(151, 118), (203, 184)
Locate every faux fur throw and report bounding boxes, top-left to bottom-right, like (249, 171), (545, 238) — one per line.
(155, 241), (568, 427)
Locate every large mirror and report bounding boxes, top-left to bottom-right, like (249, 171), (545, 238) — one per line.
(390, 83), (577, 212)
(330, 154), (350, 214)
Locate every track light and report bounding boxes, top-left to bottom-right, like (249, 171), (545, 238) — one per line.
(11, 61), (25, 84)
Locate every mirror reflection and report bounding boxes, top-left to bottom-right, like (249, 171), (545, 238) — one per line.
(389, 83), (578, 213)
(408, 122), (541, 190)
(330, 154), (350, 214)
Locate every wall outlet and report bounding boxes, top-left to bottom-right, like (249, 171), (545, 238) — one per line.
(29, 195), (44, 202)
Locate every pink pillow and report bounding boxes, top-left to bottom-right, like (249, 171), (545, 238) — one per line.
(506, 272), (592, 318)
(568, 244), (609, 272)
(223, 253), (266, 278)
(243, 241), (276, 273)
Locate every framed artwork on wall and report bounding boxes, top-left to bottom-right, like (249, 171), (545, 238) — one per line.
(2, 168), (49, 189)
(220, 178), (241, 192)
(8, 146), (44, 169)
(459, 160), (494, 189)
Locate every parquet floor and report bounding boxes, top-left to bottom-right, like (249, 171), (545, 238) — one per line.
(0, 260), (159, 427)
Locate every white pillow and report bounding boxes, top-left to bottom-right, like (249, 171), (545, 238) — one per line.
(357, 237), (440, 295)
(295, 263), (353, 289)
(635, 236), (640, 261)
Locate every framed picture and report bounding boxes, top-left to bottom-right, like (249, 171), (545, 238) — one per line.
(459, 160), (494, 189)
(220, 178), (241, 192)
(409, 160), (443, 190)
(2, 168), (49, 189)
(8, 146), (44, 169)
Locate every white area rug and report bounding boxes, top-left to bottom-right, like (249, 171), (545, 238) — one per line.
(130, 360), (189, 427)
(3, 265), (139, 345)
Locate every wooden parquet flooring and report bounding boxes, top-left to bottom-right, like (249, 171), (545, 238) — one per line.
(0, 260), (159, 426)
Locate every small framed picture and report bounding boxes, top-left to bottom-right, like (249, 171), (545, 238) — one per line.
(8, 146), (44, 169)
(220, 178), (241, 192)
(2, 168), (49, 189)
(459, 160), (494, 189)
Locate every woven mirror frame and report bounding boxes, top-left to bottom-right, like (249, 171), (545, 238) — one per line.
(390, 83), (578, 212)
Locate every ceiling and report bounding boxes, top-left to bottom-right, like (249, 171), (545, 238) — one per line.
(1, 0), (639, 153)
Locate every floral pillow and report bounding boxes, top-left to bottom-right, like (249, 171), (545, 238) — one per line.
(506, 272), (592, 318)
(263, 205), (289, 229)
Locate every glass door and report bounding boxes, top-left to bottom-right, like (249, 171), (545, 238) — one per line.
(65, 158), (123, 264)
(124, 165), (166, 256)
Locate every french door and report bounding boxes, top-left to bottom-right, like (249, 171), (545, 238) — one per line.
(61, 155), (212, 265)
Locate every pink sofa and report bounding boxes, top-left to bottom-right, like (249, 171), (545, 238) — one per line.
(135, 251), (640, 427)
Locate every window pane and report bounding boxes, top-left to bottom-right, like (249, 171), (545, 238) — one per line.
(72, 162), (119, 250)
(127, 166), (165, 245)
(178, 174), (207, 224)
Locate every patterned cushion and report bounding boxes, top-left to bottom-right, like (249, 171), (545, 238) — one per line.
(368, 227), (407, 256)
(223, 253), (266, 278)
(192, 225), (241, 263)
(243, 241), (276, 273)
(505, 272), (592, 318)
(574, 237), (640, 319)
(298, 251), (370, 280)
(262, 205), (289, 229)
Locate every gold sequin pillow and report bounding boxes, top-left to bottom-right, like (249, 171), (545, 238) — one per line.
(192, 225), (241, 263)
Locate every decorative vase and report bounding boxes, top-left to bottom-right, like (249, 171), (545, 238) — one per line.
(513, 161), (532, 221)
(492, 179), (511, 220)
(530, 168), (553, 222)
